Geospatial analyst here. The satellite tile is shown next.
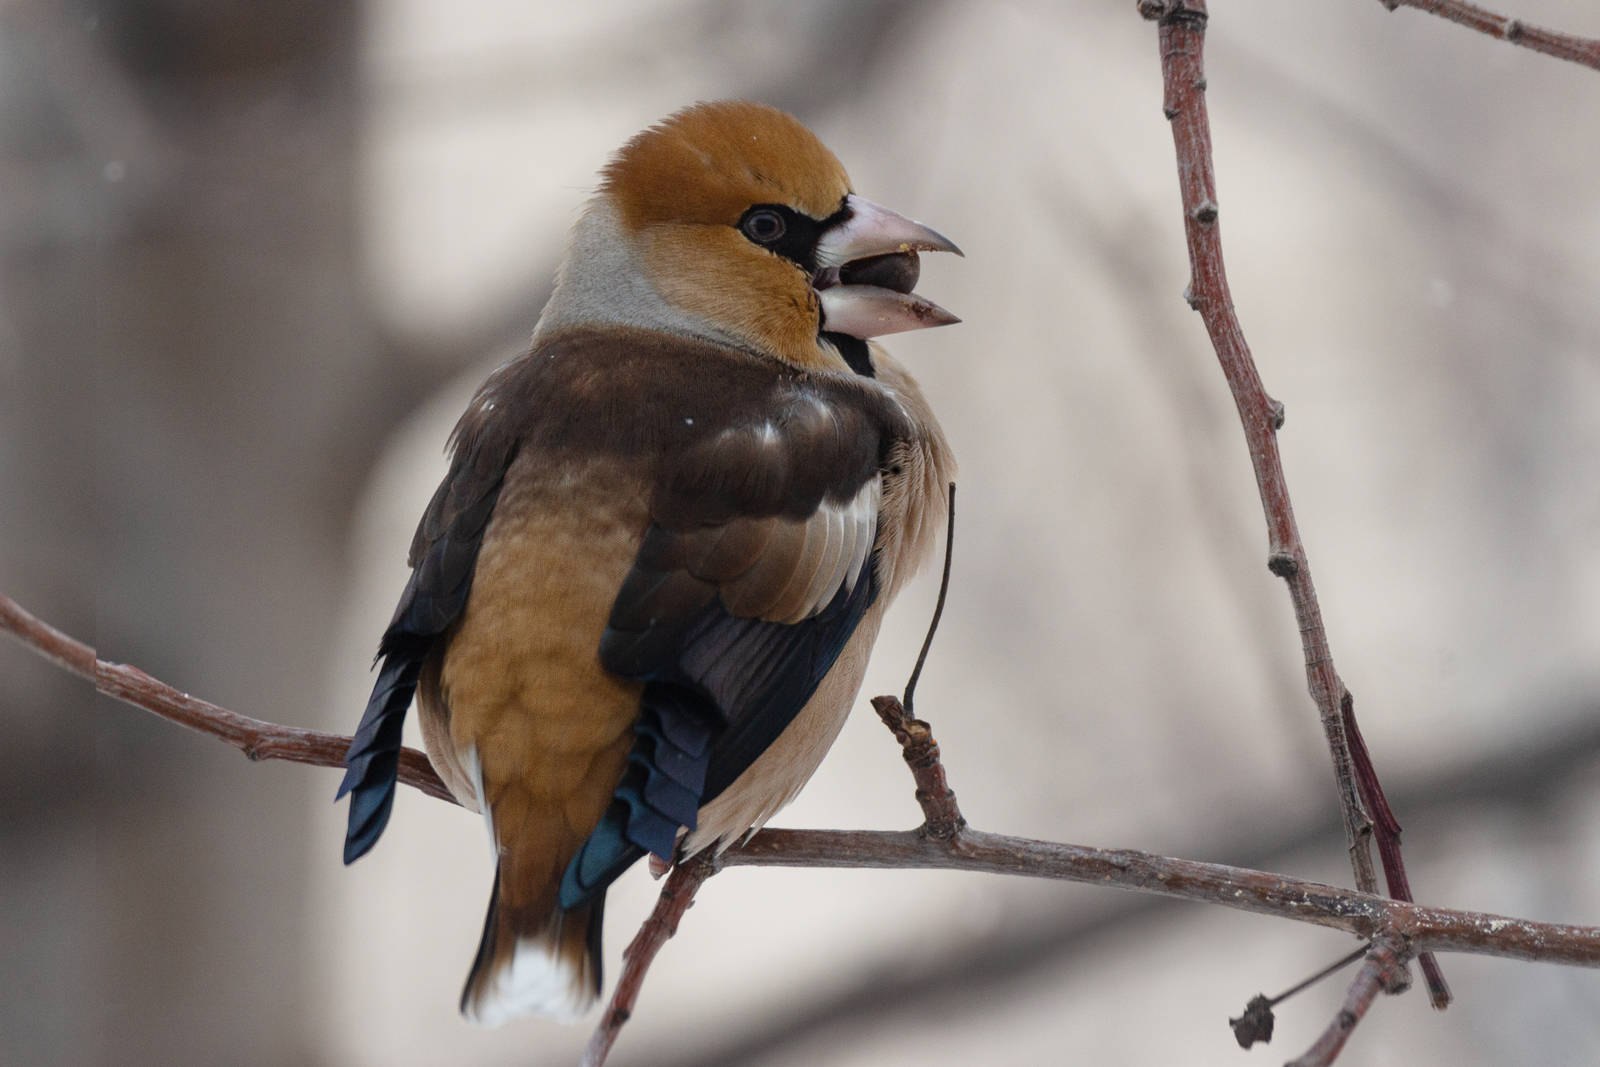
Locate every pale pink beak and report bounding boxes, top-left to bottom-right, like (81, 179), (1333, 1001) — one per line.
(813, 194), (961, 339)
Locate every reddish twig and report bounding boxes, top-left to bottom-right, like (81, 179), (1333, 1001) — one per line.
(1139, 0), (1374, 891)
(0, 592), (453, 803)
(1286, 939), (1413, 1067)
(1378, 0), (1600, 72)
(1138, 0), (1450, 1006)
(1342, 694), (1452, 1002)
(581, 854), (719, 1067)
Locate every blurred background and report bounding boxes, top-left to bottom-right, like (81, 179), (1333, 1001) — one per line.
(4, 1), (1599, 1063)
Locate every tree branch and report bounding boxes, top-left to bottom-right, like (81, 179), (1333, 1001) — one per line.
(8, 589), (1599, 971)
(581, 854), (720, 1067)
(722, 829), (1600, 966)
(1286, 938), (1412, 1067)
(1137, 0), (1450, 1008)
(1377, 0), (1600, 72)
(0, 592), (453, 805)
(658, 707), (1600, 1067)
(8, 589), (1600, 1067)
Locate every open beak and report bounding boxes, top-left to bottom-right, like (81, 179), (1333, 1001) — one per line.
(812, 194), (962, 339)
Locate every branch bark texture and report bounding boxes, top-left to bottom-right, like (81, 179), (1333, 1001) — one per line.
(723, 828), (1600, 967)
(1379, 0), (1600, 71)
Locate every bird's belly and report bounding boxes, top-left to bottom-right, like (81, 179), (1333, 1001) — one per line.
(429, 459), (647, 847)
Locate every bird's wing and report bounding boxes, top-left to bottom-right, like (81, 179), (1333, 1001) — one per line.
(338, 401), (518, 864)
(561, 388), (888, 907)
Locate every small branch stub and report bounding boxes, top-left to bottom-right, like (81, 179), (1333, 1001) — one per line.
(872, 695), (966, 841)
(1137, 0), (1208, 27)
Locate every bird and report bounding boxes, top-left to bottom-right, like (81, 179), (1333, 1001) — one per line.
(337, 100), (960, 1026)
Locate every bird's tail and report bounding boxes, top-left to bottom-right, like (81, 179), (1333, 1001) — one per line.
(460, 864), (604, 1026)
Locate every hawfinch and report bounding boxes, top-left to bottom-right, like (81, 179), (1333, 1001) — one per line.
(339, 100), (959, 1025)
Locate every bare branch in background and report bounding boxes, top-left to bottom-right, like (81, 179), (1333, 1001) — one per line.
(1377, 0), (1600, 71)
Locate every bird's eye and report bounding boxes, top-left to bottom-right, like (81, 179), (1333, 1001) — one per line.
(740, 208), (787, 245)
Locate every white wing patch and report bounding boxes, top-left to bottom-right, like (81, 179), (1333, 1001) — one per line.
(839, 476), (880, 595)
(771, 475), (880, 623)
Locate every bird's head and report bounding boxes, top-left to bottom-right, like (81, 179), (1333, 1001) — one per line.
(569, 100), (960, 372)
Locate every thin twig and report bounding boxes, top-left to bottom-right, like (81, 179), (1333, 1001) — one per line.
(655, 708), (1600, 1067)
(1286, 938), (1412, 1067)
(1138, 0), (1452, 1006)
(0, 593), (453, 803)
(1270, 945), (1375, 1013)
(581, 854), (719, 1067)
(1377, 0), (1600, 72)
(903, 481), (956, 715)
